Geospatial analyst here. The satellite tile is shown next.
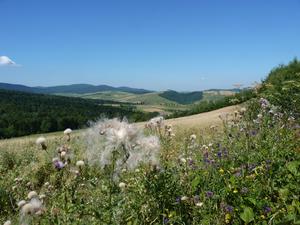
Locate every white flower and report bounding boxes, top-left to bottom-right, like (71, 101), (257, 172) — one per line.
(240, 107), (247, 112)
(64, 128), (72, 135)
(118, 182), (126, 189)
(44, 182), (50, 187)
(76, 160), (85, 167)
(27, 191), (38, 200)
(85, 118), (160, 173)
(60, 151), (67, 159)
(257, 114), (263, 119)
(17, 200), (27, 208)
(181, 196), (189, 201)
(36, 137), (46, 145)
(21, 198), (43, 215)
(21, 203), (34, 215)
(3, 220), (11, 225)
(180, 158), (187, 163)
(195, 202), (204, 207)
(190, 134), (197, 141)
(39, 194), (46, 199)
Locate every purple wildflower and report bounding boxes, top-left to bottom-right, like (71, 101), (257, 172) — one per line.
(163, 217), (169, 224)
(54, 160), (65, 170)
(225, 205), (234, 213)
(206, 191), (214, 198)
(217, 151), (222, 158)
(263, 206), (271, 214)
(176, 196), (181, 203)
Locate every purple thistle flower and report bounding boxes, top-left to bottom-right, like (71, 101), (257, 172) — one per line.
(206, 191), (214, 198)
(225, 205), (234, 213)
(263, 206), (271, 214)
(163, 217), (169, 224)
(54, 160), (65, 170)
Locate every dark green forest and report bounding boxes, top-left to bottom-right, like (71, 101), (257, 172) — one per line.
(159, 90), (203, 104)
(0, 90), (158, 138)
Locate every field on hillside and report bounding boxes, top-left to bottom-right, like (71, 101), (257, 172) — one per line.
(55, 90), (237, 114)
(1, 98), (299, 225)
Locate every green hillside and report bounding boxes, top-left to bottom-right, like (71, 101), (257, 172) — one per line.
(0, 89), (157, 138)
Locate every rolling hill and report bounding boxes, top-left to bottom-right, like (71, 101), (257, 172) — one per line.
(0, 83), (153, 95)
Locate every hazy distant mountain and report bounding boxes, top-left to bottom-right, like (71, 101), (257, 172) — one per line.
(0, 83), (153, 94)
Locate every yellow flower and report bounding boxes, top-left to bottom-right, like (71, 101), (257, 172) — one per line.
(219, 168), (224, 174)
(233, 189), (238, 193)
(225, 213), (231, 223)
(260, 215), (266, 219)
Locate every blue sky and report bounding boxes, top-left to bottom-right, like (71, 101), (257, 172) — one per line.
(0, 0), (300, 91)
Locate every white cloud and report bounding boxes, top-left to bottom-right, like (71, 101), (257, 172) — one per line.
(0, 56), (19, 67)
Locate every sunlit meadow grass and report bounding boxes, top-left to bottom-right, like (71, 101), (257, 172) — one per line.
(0, 98), (299, 225)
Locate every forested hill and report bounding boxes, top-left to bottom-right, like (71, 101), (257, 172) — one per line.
(0, 89), (158, 138)
(0, 83), (153, 94)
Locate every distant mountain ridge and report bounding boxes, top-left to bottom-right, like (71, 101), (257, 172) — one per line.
(0, 83), (153, 94)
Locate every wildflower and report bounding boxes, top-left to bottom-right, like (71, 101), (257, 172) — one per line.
(163, 217), (169, 224)
(225, 213), (231, 224)
(36, 136), (47, 150)
(146, 116), (164, 132)
(263, 206), (271, 214)
(85, 118), (160, 173)
(21, 203), (34, 215)
(39, 194), (46, 200)
(225, 205), (234, 213)
(195, 202), (204, 207)
(52, 158), (65, 170)
(233, 189), (238, 194)
(219, 168), (224, 174)
(27, 191), (38, 200)
(190, 134), (196, 141)
(17, 200), (27, 208)
(21, 198), (43, 215)
(118, 182), (126, 189)
(240, 107), (247, 113)
(3, 220), (11, 225)
(181, 196), (189, 201)
(259, 98), (270, 109)
(64, 128), (72, 141)
(180, 158), (187, 164)
(76, 160), (85, 167)
(60, 151), (67, 159)
(206, 191), (214, 198)
(175, 196), (181, 203)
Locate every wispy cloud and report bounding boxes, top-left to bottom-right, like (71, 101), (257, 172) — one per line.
(0, 56), (20, 67)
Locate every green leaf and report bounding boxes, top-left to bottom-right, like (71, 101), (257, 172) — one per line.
(191, 176), (201, 192)
(240, 207), (254, 224)
(246, 197), (257, 206)
(287, 161), (300, 176)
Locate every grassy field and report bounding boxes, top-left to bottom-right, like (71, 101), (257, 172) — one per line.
(55, 90), (236, 115)
(1, 99), (299, 224)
